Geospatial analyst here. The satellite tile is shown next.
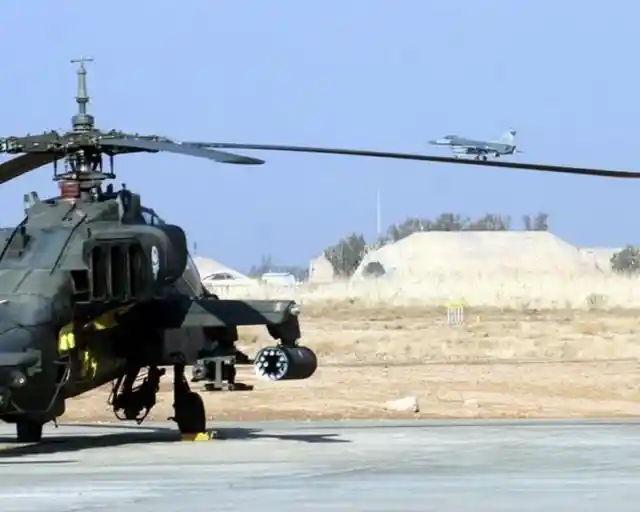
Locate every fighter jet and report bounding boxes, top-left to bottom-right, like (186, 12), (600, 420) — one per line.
(429, 129), (519, 161)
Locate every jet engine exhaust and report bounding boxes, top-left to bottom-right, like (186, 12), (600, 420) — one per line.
(253, 346), (317, 381)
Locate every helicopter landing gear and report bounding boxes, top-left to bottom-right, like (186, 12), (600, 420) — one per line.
(16, 418), (43, 443)
(169, 363), (211, 441)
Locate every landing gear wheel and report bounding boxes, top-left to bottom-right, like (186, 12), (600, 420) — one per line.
(16, 419), (43, 443)
(174, 392), (206, 434)
(171, 362), (208, 438)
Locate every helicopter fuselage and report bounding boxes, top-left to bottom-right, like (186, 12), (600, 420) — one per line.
(0, 185), (314, 441)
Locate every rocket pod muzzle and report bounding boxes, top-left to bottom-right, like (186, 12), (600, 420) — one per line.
(253, 345), (317, 381)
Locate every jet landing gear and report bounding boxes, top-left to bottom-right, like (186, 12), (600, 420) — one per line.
(169, 363), (212, 441)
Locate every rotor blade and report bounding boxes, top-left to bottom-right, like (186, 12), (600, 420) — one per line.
(184, 142), (640, 179)
(0, 152), (58, 185)
(99, 137), (265, 165)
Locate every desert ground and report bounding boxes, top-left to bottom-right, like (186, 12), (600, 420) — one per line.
(64, 302), (640, 423)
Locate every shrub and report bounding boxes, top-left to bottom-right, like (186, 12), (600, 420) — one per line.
(611, 245), (640, 275)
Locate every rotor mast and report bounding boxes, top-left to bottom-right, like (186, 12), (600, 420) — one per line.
(57, 57), (112, 200)
(70, 57), (95, 132)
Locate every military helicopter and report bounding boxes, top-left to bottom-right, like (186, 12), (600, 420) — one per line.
(1, 58), (638, 445)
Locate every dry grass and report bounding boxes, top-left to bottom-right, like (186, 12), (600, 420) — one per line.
(237, 303), (640, 364)
(207, 274), (640, 309)
(63, 303), (640, 423)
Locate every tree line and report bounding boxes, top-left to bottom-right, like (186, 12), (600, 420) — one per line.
(248, 211), (640, 279)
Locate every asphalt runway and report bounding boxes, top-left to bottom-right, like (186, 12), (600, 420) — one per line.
(0, 419), (638, 511)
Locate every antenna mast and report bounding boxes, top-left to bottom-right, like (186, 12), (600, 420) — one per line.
(70, 56), (95, 132)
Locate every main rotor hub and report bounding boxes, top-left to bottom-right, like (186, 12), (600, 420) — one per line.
(0, 59), (264, 191)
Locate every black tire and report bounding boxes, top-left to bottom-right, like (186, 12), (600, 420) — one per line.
(16, 419), (43, 443)
(175, 392), (206, 434)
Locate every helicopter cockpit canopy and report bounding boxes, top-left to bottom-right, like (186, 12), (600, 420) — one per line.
(140, 206), (166, 226)
(139, 205), (203, 287)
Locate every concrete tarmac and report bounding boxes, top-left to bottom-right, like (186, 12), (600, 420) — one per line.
(0, 419), (638, 511)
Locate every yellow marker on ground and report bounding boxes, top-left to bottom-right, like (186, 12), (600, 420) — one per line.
(180, 431), (216, 441)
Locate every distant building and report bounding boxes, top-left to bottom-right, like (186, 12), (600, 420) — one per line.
(192, 256), (255, 295)
(193, 256), (249, 282)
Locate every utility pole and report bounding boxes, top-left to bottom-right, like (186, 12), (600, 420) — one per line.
(376, 190), (382, 238)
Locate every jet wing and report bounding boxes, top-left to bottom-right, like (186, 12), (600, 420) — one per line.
(454, 140), (492, 149)
(447, 137), (475, 146)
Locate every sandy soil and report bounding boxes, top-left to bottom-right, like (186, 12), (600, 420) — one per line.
(63, 304), (640, 422)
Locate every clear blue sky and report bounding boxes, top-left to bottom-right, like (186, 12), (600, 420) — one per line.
(1, 1), (639, 272)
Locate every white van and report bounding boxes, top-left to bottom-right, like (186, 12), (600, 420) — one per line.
(260, 272), (297, 287)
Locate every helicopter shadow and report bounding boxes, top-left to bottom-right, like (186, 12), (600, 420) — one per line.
(77, 422), (352, 444)
(0, 423), (350, 461)
(70, 422), (351, 444)
(0, 429), (173, 462)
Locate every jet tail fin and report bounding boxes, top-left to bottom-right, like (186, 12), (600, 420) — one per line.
(495, 129), (516, 145)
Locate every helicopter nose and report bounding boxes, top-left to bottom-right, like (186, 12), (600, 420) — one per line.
(0, 296), (53, 391)
(0, 329), (41, 410)
(0, 327), (40, 379)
